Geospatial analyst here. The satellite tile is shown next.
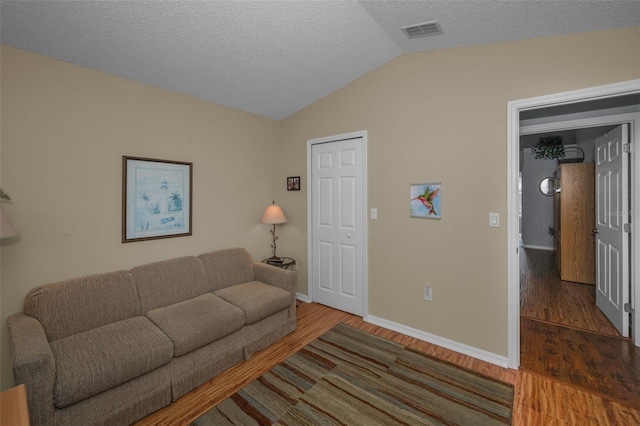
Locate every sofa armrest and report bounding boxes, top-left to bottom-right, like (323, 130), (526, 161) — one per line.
(7, 313), (55, 426)
(253, 262), (296, 292)
(253, 262), (297, 316)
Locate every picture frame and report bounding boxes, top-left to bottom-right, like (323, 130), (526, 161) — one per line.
(410, 183), (441, 219)
(123, 156), (192, 242)
(287, 176), (300, 191)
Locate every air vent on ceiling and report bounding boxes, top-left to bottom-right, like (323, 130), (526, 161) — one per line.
(401, 21), (443, 39)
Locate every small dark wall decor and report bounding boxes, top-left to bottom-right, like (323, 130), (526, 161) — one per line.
(287, 176), (300, 191)
(123, 156), (192, 242)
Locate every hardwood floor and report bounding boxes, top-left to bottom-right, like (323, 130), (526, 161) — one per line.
(522, 318), (640, 409)
(136, 300), (640, 425)
(520, 247), (619, 337)
(519, 247), (640, 422)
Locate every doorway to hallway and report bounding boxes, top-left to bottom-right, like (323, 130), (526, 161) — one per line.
(507, 81), (640, 369)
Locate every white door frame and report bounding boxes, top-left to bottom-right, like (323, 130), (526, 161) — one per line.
(507, 80), (640, 369)
(306, 130), (368, 317)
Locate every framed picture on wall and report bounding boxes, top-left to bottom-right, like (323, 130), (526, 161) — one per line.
(287, 176), (300, 191)
(410, 183), (441, 219)
(122, 156), (192, 242)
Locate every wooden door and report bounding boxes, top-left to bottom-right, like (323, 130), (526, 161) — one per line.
(559, 163), (595, 284)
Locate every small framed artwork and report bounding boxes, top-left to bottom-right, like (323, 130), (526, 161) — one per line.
(410, 183), (441, 219)
(287, 176), (300, 191)
(123, 156), (192, 242)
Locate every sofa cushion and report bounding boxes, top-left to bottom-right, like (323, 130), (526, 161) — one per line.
(131, 256), (210, 312)
(198, 248), (255, 291)
(50, 316), (173, 408)
(24, 271), (140, 341)
(146, 293), (245, 357)
(214, 281), (292, 325)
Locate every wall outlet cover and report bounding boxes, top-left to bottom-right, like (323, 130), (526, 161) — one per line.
(489, 212), (500, 227)
(424, 286), (432, 301)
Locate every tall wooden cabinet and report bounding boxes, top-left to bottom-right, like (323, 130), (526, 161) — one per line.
(553, 163), (595, 284)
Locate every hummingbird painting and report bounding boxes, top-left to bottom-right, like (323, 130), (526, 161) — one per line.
(411, 185), (440, 216)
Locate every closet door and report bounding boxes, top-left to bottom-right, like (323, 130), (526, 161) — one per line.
(310, 136), (365, 316)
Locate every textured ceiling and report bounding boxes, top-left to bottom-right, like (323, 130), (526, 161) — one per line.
(1, 1), (639, 120)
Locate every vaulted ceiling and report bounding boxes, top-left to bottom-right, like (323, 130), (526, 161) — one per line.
(2, 1), (638, 120)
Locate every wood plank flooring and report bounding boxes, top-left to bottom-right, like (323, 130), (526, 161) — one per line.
(522, 317), (640, 409)
(520, 248), (619, 337)
(136, 300), (640, 426)
(519, 247), (640, 422)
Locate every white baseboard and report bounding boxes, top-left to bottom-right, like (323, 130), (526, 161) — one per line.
(296, 293), (311, 303)
(364, 314), (509, 368)
(522, 244), (554, 251)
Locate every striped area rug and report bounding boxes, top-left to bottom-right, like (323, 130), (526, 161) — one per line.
(192, 323), (514, 425)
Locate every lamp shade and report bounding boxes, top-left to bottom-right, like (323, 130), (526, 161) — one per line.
(261, 204), (287, 224)
(0, 209), (19, 239)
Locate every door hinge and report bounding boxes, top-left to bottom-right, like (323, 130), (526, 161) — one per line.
(623, 143), (632, 153)
(624, 303), (634, 313)
(624, 223), (631, 233)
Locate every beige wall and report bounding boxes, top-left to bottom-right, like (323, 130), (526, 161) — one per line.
(281, 27), (640, 357)
(1, 27), (638, 390)
(0, 46), (287, 388)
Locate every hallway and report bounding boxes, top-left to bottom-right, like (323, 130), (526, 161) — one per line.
(519, 248), (640, 409)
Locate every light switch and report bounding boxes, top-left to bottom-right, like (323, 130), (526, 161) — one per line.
(490, 213), (500, 227)
(370, 208), (378, 220)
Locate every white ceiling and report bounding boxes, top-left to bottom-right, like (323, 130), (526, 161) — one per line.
(2, 1), (639, 120)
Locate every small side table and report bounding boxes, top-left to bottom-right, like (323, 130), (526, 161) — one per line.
(1, 384), (30, 426)
(261, 257), (296, 270)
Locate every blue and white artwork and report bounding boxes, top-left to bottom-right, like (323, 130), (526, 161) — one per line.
(124, 157), (192, 242)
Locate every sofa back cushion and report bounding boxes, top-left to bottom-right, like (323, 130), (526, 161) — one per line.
(23, 271), (140, 342)
(198, 248), (255, 291)
(131, 256), (210, 312)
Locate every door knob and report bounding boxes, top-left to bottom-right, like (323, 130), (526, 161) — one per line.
(592, 228), (599, 234)
(347, 234), (352, 238)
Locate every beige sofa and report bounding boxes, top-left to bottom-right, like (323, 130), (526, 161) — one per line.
(7, 248), (297, 426)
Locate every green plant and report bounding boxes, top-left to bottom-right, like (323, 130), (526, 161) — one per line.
(0, 187), (11, 204)
(531, 135), (565, 160)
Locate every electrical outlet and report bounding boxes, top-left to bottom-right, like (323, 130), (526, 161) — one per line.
(424, 285), (432, 301)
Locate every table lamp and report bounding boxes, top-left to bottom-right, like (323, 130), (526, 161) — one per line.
(261, 201), (287, 261)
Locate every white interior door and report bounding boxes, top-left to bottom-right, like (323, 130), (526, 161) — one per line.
(595, 124), (630, 337)
(311, 137), (364, 315)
